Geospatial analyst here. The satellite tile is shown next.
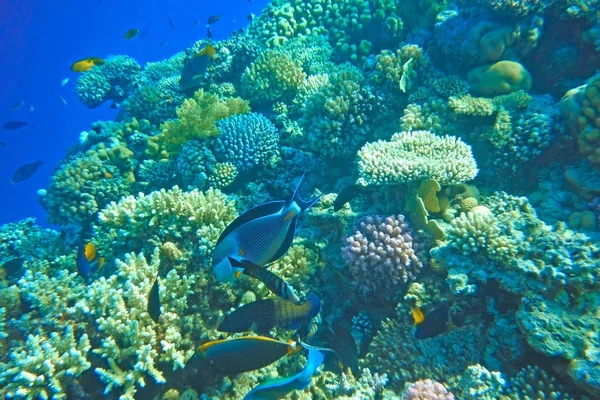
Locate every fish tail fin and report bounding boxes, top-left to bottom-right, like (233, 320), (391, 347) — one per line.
(306, 293), (321, 319)
(291, 171), (321, 212)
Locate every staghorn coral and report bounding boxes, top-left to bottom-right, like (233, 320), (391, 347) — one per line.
(94, 186), (237, 262)
(76, 55), (141, 108)
(357, 130), (478, 186)
(342, 214), (422, 296)
(403, 379), (455, 400)
(214, 112), (280, 171)
(154, 90), (249, 155)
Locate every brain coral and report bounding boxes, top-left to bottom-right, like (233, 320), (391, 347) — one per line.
(76, 55), (141, 108)
(342, 214), (422, 296)
(357, 130), (479, 186)
(403, 379), (455, 400)
(214, 112), (280, 171)
(467, 61), (532, 97)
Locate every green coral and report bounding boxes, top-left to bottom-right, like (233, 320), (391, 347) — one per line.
(357, 130), (479, 186)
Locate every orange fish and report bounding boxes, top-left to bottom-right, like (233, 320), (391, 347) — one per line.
(84, 242), (97, 261)
(193, 44), (217, 60)
(71, 57), (105, 72)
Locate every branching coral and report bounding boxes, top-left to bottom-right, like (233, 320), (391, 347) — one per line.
(214, 112), (280, 171)
(77, 55), (141, 108)
(154, 90), (249, 155)
(94, 186), (237, 262)
(357, 130), (478, 186)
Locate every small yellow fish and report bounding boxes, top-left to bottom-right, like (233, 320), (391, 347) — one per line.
(71, 57), (105, 72)
(193, 44), (217, 60)
(97, 257), (106, 271)
(124, 28), (139, 40)
(84, 242), (97, 262)
(412, 307), (425, 325)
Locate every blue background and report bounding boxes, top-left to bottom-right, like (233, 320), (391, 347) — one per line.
(0, 0), (268, 227)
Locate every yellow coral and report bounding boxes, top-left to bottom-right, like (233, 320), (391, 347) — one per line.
(467, 61), (532, 97)
(155, 90), (249, 154)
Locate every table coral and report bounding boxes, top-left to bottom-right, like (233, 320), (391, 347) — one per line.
(77, 55), (141, 108)
(214, 112), (280, 171)
(342, 214), (422, 297)
(357, 130), (479, 186)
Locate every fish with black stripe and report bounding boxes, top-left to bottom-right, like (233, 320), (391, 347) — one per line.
(212, 172), (321, 282)
(228, 256), (299, 303)
(218, 293), (321, 334)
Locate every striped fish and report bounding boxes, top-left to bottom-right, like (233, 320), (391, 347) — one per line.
(212, 173), (321, 282)
(218, 293), (321, 334)
(228, 257), (300, 303)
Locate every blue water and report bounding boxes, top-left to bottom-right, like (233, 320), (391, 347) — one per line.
(0, 0), (267, 226)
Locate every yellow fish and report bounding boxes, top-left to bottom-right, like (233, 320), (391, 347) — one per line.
(84, 242), (97, 262)
(71, 57), (105, 72)
(193, 43), (217, 60)
(412, 307), (425, 325)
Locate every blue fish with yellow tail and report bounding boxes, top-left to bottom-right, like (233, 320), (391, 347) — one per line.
(243, 348), (325, 400)
(218, 293), (321, 334)
(187, 336), (301, 376)
(228, 257), (300, 303)
(76, 241), (105, 280)
(212, 173), (321, 283)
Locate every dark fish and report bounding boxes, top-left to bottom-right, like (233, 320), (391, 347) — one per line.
(124, 28), (139, 40)
(244, 348), (325, 400)
(178, 44), (217, 92)
(168, 17), (176, 30)
(206, 26), (212, 39)
(10, 160), (42, 183)
(212, 172), (321, 282)
(247, 13), (255, 21)
(3, 120), (28, 130)
(192, 20), (200, 28)
(189, 336), (300, 376)
(413, 303), (451, 339)
(0, 142), (7, 148)
(11, 101), (25, 110)
(218, 293), (321, 334)
(1, 257), (25, 277)
(228, 257), (299, 302)
(207, 15), (221, 25)
(333, 184), (370, 211)
(110, 102), (118, 109)
(148, 276), (161, 323)
(331, 323), (359, 373)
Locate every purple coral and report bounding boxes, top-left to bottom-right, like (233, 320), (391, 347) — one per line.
(403, 379), (455, 400)
(342, 214), (422, 295)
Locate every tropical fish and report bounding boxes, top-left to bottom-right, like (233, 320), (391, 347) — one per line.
(413, 307), (425, 325)
(333, 183), (375, 212)
(148, 276), (161, 323)
(179, 44), (217, 92)
(228, 257), (299, 302)
(192, 20), (200, 28)
(76, 241), (105, 280)
(160, 40), (170, 47)
(10, 101), (25, 110)
(207, 15), (221, 25)
(71, 57), (104, 72)
(1, 257), (24, 277)
(3, 120), (28, 130)
(413, 303), (451, 339)
(330, 323), (359, 373)
(61, 78), (69, 86)
(9, 160), (42, 184)
(206, 26), (212, 39)
(218, 293), (321, 334)
(49, 88), (68, 105)
(244, 348), (324, 400)
(247, 13), (255, 21)
(168, 17), (176, 30)
(0, 142), (7, 148)
(189, 336), (300, 376)
(212, 173), (321, 282)
(124, 28), (139, 39)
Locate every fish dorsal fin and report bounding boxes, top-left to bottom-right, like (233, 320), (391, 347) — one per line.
(266, 215), (297, 265)
(216, 201), (285, 246)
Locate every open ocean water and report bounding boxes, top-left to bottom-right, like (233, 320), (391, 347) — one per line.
(1, 0), (600, 399)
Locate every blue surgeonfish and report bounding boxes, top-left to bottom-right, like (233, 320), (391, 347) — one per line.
(228, 257), (299, 302)
(243, 347), (325, 400)
(212, 173), (321, 282)
(187, 336), (301, 376)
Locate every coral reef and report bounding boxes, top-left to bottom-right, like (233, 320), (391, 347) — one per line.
(403, 379), (455, 400)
